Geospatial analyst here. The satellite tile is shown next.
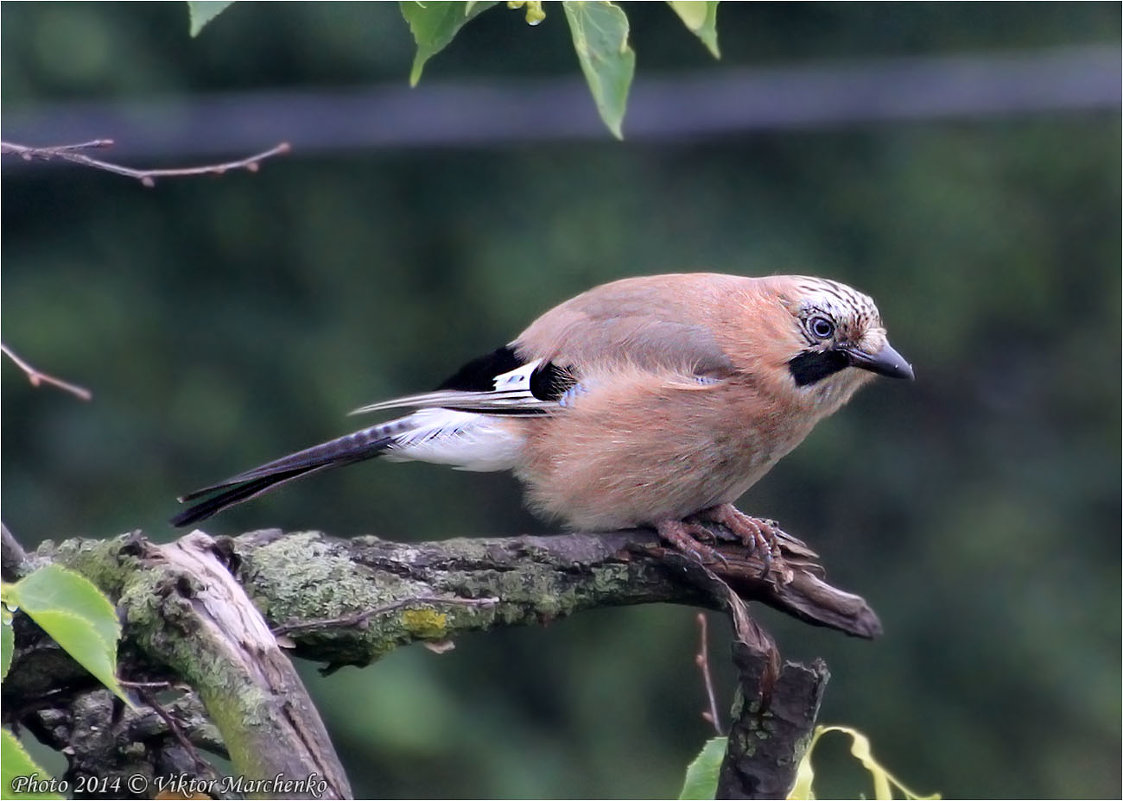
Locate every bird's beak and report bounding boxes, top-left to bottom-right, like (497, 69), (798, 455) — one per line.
(844, 341), (915, 380)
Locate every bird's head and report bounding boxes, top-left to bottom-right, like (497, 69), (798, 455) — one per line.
(769, 276), (914, 402)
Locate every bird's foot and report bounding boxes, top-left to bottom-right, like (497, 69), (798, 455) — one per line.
(655, 519), (729, 567)
(692, 505), (784, 576)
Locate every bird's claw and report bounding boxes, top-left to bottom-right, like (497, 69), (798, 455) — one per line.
(656, 519), (730, 568)
(656, 505), (804, 578)
(695, 505), (784, 578)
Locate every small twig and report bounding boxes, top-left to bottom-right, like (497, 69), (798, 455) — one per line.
(1, 139), (290, 187)
(1, 343), (92, 401)
(271, 595), (500, 637)
(134, 686), (213, 776)
(3, 139), (115, 155)
(119, 679), (174, 690)
(695, 612), (724, 735)
(2, 524), (29, 580)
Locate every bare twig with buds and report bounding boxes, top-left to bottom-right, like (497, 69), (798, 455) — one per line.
(1, 139), (290, 187)
(1, 343), (92, 401)
(694, 612), (724, 735)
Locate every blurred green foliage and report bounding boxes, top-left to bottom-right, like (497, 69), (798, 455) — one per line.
(2, 3), (1119, 799)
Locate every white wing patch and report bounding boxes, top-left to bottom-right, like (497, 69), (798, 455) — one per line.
(350, 358), (558, 416)
(491, 359), (538, 394)
(382, 408), (524, 472)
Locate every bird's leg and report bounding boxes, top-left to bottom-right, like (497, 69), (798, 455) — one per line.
(693, 504), (783, 575)
(655, 519), (729, 567)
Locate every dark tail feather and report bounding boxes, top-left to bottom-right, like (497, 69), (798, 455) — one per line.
(171, 466), (329, 527)
(171, 425), (395, 527)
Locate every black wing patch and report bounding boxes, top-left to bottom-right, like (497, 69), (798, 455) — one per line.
(438, 345), (575, 402)
(437, 346), (524, 392)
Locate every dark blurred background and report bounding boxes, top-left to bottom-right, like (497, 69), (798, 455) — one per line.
(3, 3), (1120, 798)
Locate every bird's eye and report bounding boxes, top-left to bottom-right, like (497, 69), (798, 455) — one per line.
(808, 316), (835, 340)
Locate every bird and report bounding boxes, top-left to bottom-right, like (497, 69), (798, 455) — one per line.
(171, 273), (913, 561)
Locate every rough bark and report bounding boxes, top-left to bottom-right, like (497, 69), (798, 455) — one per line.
(3, 525), (879, 799)
(717, 648), (831, 799)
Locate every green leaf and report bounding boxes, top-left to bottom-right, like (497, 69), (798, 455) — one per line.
(563, 1), (635, 139)
(1, 729), (64, 799)
(8, 566), (129, 705)
(24, 610), (129, 705)
(1, 608), (12, 681)
(400, 1), (498, 86)
(790, 726), (941, 801)
(667, 1), (720, 58)
(679, 736), (726, 800)
(187, 1), (235, 36)
(11, 565), (119, 648)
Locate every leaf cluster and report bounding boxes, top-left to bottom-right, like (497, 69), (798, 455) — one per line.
(189, 0), (721, 138)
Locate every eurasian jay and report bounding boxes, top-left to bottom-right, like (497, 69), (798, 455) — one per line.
(172, 273), (913, 557)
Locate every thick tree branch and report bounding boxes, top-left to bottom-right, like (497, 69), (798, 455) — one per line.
(221, 526), (878, 671)
(9, 525), (879, 799)
(718, 647), (830, 799)
(25, 532), (351, 799)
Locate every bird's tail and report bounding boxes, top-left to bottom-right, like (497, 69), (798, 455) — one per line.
(170, 422), (398, 528)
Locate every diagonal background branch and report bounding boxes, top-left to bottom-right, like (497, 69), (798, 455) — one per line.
(1, 343), (92, 401)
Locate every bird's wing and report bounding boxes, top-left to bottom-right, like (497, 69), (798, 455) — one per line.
(513, 272), (751, 378)
(354, 274), (752, 418)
